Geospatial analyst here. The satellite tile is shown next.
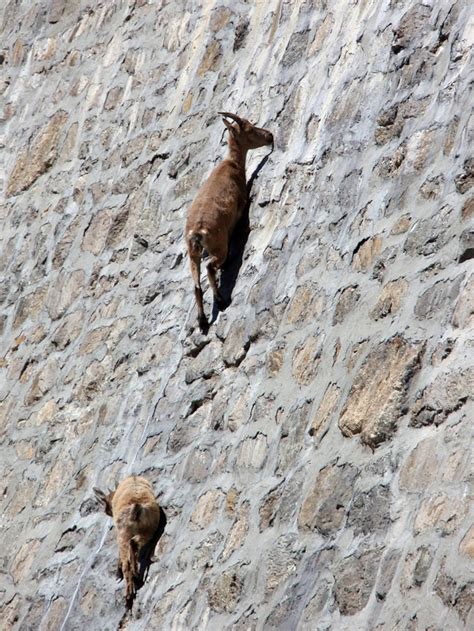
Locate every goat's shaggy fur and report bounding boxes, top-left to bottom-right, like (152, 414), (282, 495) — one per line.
(185, 112), (273, 330)
(94, 476), (166, 609)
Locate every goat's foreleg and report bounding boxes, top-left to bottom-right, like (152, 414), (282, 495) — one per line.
(118, 538), (136, 609)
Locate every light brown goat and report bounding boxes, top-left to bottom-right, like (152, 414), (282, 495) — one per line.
(185, 112), (273, 330)
(94, 476), (166, 609)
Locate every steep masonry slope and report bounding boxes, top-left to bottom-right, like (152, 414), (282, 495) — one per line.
(0, 1), (473, 629)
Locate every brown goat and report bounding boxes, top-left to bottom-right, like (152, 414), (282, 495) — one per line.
(94, 476), (166, 609)
(185, 112), (273, 330)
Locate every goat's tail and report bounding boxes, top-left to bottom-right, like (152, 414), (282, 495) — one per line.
(130, 503), (142, 521)
(187, 230), (205, 255)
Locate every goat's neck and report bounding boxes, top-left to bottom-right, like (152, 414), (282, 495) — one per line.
(226, 136), (247, 173)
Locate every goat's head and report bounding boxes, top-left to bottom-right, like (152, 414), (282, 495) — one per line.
(94, 487), (115, 517)
(219, 112), (274, 151)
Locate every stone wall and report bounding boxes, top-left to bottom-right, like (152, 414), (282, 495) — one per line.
(0, 0), (473, 629)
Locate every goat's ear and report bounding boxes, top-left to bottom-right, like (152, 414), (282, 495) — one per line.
(221, 117), (238, 136)
(94, 487), (113, 516)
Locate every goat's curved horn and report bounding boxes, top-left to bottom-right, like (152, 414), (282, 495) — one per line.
(218, 112), (243, 127)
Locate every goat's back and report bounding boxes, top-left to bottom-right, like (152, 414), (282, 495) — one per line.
(186, 161), (247, 234)
(112, 476), (161, 535)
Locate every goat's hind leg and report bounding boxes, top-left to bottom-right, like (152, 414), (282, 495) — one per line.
(207, 249), (227, 310)
(189, 253), (208, 330)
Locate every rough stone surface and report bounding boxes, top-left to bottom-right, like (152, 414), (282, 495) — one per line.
(0, 1), (472, 630)
(339, 336), (424, 447)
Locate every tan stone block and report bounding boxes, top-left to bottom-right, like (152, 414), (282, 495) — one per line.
(352, 235), (382, 271)
(104, 85), (123, 110)
(333, 286), (360, 324)
(399, 438), (440, 491)
(339, 336), (424, 447)
(51, 310), (85, 349)
(292, 335), (322, 385)
(459, 525), (474, 558)
(7, 111), (68, 197)
(411, 368), (473, 427)
(210, 7), (232, 31)
(78, 325), (111, 355)
(309, 14), (334, 56)
(25, 359), (58, 406)
(220, 502), (249, 562)
(391, 215), (411, 235)
(208, 567), (242, 613)
(190, 489), (223, 529)
(34, 37), (57, 61)
(414, 493), (468, 535)
(13, 286), (48, 329)
(225, 487), (239, 514)
(61, 122), (78, 158)
(461, 198), (474, 221)
(2, 594), (21, 630)
(309, 383), (340, 437)
(266, 345), (285, 375)
(12, 38), (26, 65)
(81, 209), (112, 255)
(370, 278), (408, 320)
(444, 448), (470, 486)
(6, 478), (35, 518)
(47, 270), (85, 320)
(285, 282), (325, 326)
(198, 40), (221, 76)
(34, 457), (74, 508)
(237, 433), (268, 469)
(10, 539), (41, 583)
(298, 463), (357, 533)
(452, 276), (474, 328)
(228, 390), (251, 432)
(80, 588), (99, 615)
(15, 440), (35, 460)
(38, 598), (68, 631)
(406, 128), (437, 171)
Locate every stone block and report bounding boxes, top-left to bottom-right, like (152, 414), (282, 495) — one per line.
(285, 282), (325, 326)
(236, 433), (268, 470)
(208, 565), (242, 613)
(333, 546), (383, 615)
(308, 383), (340, 438)
(411, 368), (472, 427)
(399, 438), (440, 491)
(220, 502), (249, 562)
(370, 279), (408, 320)
(7, 111), (68, 197)
(265, 535), (303, 595)
(414, 493), (468, 535)
(339, 336), (424, 447)
(459, 525), (474, 559)
(276, 401), (310, 475)
(352, 236), (382, 272)
(197, 40), (221, 76)
(347, 484), (391, 535)
(298, 463), (358, 534)
(333, 285), (360, 324)
(292, 335), (323, 385)
(190, 489), (224, 530)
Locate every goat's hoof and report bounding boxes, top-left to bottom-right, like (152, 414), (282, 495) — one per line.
(198, 316), (209, 333)
(134, 575), (144, 590)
